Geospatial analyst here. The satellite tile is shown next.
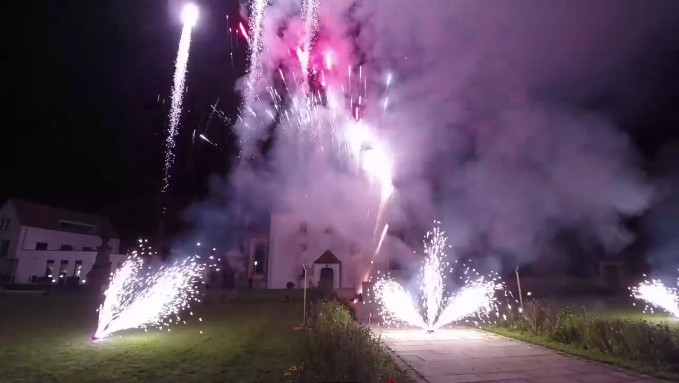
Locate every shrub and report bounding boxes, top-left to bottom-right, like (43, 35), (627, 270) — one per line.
(496, 300), (679, 374)
(298, 300), (408, 382)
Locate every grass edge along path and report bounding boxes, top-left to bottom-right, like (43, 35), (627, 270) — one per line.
(484, 326), (679, 382)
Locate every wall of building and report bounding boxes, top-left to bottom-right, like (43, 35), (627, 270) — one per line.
(0, 203), (22, 260)
(18, 226), (120, 254)
(268, 213), (365, 289)
(14, 250), (127, 284)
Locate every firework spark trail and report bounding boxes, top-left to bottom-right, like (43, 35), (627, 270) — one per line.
(300, 0), (319, 87)
(94, 256), (205, 339)
(374, 223), (389, 256)
(162, 9), (197, 194)
(244, 0), (267, 97)
(631, 277), (679, 319)
(374, 222), (502, 331)
(374, 279), (427, 328)
(433, 279), (499, 330)
(421, 226), (446, 328)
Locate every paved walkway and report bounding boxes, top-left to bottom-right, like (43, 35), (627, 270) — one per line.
(372, 327), (662, 383)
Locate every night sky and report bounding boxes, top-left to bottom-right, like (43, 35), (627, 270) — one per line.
(2, 0), (678, 246)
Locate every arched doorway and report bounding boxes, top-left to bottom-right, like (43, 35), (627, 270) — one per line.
(320, 267), (334, 291)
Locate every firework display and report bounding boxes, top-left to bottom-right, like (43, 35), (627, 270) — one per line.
(630, 274), (679, 319)
(93, 256), (205, 339)
(374, 223), (503, 331)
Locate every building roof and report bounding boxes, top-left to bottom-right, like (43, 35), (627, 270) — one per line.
(6, 199), (119, 238)
(313, 250), (341, 264)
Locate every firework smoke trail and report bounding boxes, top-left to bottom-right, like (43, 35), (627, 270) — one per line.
(374, 222), (502, 331)
(162, 5), (198, 194)
(631, 275), (679, 319)
(93, 256), (205, 339)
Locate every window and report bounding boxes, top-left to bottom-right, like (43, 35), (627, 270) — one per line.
(60, 245), (73, 251)
(35, 242), (48, 250)
(45, 260), (54, 278)
(59, 260), (68, 281)
(0, 240), (9, 258)
(74, 260), (83, 277)
(83, 247), (94, 251)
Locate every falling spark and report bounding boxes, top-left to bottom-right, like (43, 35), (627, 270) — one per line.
(239, 22), (250, 44)
(375, 222), (502, 331)
(199, 134), (216, 146)
(162, 8), (197, 194)
(93, 256), (205, 339)
(374, 224), (389, 255)
(630, 276), (679, 319)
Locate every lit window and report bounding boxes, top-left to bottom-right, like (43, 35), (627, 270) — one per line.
(74, 261), (83, 277)
(45, 260), (54, 278)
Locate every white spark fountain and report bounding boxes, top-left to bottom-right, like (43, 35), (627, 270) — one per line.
(374, 222), (502, 331)
(93, 255), (205, 339)
(162, 4), (199, 193)
(630, 275), (679, 319)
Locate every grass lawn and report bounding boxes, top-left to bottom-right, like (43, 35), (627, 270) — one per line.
(0, 291), (307, 383)
(486, 326), (679, 382)
(485, 305), (679, 381)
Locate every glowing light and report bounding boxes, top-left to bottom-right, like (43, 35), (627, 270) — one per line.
(374, 222), (502, 331)
(181, 4), (199, 28)
(324, 51), (333, 70)
(162, 17), (195, 193)
(374, 224), (389, 255)
(93, 256), (205, 339)
(239, 22), (250, 43)
(631, 277), (679, 319)
(244, 0), (268, 94)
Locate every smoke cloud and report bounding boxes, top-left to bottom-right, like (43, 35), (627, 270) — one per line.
(187, 0), (679, 273)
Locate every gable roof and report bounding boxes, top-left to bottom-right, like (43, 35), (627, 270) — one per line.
(6, 199), (119, 238)
(313, 250), (341, 264)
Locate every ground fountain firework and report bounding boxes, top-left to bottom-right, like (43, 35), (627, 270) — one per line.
(630, 273), (679, 319)
(93, 255), (205, 339)
(374, 223), (503, 332)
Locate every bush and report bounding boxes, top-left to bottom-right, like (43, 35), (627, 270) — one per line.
(497, 300), (679, 373)
(297, 300), (407, 382)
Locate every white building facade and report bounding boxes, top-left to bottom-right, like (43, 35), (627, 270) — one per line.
(0, 199), (126, 284)
(263, 213), (367, 292)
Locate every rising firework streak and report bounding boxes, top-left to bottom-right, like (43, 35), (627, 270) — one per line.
(162, 4), (198, 195)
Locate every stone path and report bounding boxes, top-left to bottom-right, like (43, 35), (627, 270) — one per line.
(372, 326), (663, 383)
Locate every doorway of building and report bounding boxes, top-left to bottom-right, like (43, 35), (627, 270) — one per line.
(320, 267), (334, 291)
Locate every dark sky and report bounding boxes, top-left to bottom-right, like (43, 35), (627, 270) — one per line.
(1, 0), (677, 245)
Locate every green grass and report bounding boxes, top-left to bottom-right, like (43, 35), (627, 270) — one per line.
(486, 326), (679, 382)
(485, 303), (679, 382)
(0, 292), (307, 382)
